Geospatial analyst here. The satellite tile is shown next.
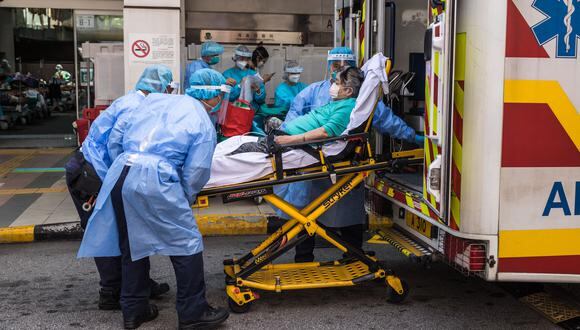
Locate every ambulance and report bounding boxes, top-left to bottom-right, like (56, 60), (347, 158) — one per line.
(336, 0), (580, 282)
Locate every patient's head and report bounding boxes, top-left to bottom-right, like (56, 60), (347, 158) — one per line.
(330, 67), (364, 100)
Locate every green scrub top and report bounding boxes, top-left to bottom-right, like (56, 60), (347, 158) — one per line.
(284, 97), (356, 137)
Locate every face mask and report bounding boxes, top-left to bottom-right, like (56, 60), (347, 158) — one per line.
(329, 83), (341, 99)
(236, 61), (248, 70)
(209, 56), (220, 65)
(257, 61), (265, 68)
(202, 95), (222, 114)
(212, 95), (223, 113)
(288, 74), (300, 84)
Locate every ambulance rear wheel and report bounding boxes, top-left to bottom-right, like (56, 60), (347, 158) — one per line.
(386, 279), (409, 304)
(228, 297), (252, 314)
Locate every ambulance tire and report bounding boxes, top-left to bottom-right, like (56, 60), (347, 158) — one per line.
(228, 298), (252, 314)
(386, 279), (409, 304)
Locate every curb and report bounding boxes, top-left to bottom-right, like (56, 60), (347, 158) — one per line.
(0, 222), (83, 243)
(0, 213), (393, 244)
(0, 214), (280, 244)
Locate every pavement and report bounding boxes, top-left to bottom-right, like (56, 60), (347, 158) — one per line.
(0, 237), (557, 330)
(0, 148), (277, 236)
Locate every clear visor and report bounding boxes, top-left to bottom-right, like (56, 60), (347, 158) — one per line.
(285, 66), (304, 74)
(234, 49), (253, 58)
(189, 85), (231, 124)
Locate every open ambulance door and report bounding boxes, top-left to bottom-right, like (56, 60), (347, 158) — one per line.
(424, 0), (456, 221)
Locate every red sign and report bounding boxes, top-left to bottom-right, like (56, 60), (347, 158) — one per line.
(131, 40), (150, 58)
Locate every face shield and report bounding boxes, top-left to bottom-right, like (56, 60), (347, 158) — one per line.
(326, 52), (356, 81)
(284, 65), (303, 83)
(188, 84), (231, 124)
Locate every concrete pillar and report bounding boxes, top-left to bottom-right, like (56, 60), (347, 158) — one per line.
(123, 0), (184, 93)
(0, 8), (16, 67)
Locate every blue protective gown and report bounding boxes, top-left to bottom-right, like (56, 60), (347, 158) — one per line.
(184, 59), (210, 90)
(274, 81), (308, 110)
(82, 91), (146, 181)
(275, 79), (416, 227)
(282, 80), (331, 124)
(78, 94), (216, 261)
(222, 66), (266, 110)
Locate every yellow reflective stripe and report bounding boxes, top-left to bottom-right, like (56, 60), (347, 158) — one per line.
(450, 195), (461, 226)
(431, 140), (439, 158)
(405, 195), (414, 208)
(420, 202), (430, 216)
(454, 33), (466, 81)
(0, 226), (35, 243)
(423, 138), (432, 200)
(504, 80), (580, 151)
(430, 194), (437, 207)
(433, 51), (440, 76)
(499, 229), (580, 258)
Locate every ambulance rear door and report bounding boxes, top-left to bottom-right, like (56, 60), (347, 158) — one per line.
(423, 0), (457, 223)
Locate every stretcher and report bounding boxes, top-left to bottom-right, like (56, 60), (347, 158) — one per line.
(198, 54), (416, 312)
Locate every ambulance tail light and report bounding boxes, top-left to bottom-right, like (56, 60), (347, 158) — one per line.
(440, 234), (487, 276)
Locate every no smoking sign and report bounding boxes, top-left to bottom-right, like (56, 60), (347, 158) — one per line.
(132, 40), (150, 58)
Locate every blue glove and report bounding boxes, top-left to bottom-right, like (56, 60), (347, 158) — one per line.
(414, 134), (425, 146)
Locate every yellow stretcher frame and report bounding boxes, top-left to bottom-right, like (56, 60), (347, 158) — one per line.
(198, 59), (411, 312)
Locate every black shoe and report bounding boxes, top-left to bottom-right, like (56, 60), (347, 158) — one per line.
(124, 304), (159, 329)
(179, 305), (229, 329)
(149, 279), (170, 299)
(98, 287), (121, 310)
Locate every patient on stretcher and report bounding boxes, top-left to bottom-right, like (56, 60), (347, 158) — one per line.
(231, 67), (363, 155)
(205, 54), (389, 188)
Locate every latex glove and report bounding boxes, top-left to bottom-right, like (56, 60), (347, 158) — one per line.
(414, 134), (425, 146)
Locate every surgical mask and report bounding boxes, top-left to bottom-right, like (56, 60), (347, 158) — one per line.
(236, 61), (248, 70)
(257, 61), (266, 68)
(209, 56), (220, 65)
(288, 74), (300, 84)
(329, 83), (340, 99)
(202, 95), (222, 114)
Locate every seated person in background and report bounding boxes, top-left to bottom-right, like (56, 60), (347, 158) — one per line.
(274, 61), (308, 111)
(230, 67), (364, 154)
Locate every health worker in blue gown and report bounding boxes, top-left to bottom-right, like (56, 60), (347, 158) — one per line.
(65, 65), (174, 312)
(77, 69), (230, 330)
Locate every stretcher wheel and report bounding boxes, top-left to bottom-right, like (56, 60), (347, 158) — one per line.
(386, 279), (409, 304)
(228, 297), (252, 314)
